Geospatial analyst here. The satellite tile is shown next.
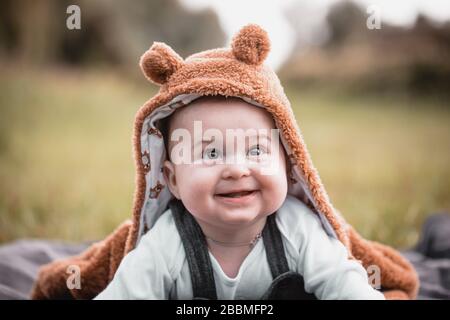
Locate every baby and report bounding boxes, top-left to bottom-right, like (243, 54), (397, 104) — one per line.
(95, 94), (384, 300)
(31, 23), (418, 301)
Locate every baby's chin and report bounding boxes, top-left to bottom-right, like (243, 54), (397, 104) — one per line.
(213, 205), (267, 226)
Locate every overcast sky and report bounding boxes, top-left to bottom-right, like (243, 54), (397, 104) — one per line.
(179, 0), (450, 70)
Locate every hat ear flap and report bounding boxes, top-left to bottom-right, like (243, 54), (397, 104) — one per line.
(139, 42), (184, 85)
(231, 24), (271, 66)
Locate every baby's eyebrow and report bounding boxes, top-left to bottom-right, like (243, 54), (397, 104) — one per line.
(190, 133), (272, 150)
(192, 138), (215, 150)
(247, 133), (272, 142)
(244, 133), (272, 148)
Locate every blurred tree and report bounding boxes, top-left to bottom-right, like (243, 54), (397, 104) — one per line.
(0, 0), (225, 67)
(106, 0), (226, 66)
(325, 1), (368, 47)
(0, 0), (60, 64)
(280, 0), (450, 97)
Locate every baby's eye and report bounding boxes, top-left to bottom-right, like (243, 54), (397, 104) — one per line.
(203, 147), (222, 160)
(247, 144), (265, 157)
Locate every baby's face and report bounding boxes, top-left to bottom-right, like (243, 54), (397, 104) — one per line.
(163, 97), (288, 230)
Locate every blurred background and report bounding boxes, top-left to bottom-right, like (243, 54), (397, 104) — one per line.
(0, 0), (449, 249)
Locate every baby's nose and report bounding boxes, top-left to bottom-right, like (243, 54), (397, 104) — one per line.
(221, 161), (251, 180)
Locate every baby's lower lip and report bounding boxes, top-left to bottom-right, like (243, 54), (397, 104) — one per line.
(214, 190), (258, 205)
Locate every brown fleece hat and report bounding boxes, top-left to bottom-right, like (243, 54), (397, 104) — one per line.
(30, 24), (419, 300)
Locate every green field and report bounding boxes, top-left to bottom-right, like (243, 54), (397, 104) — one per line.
(1, 67), (449, 249)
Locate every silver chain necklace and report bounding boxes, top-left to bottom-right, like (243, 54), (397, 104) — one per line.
(205, 232), (262, 248)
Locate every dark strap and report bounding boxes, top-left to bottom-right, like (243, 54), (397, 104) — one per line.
(170, 199), (290, 298)
(170, 199), (218, 300)
(262, 213), (290, 278)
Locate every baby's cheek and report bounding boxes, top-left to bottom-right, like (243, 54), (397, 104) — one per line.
(177, 166), (216, 207)
(259, 169), (288, 212)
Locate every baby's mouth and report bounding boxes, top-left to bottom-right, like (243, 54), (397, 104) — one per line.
(215, 190), (257, 198)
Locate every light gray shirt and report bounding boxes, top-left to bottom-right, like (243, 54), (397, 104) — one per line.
(95, 195), (385, 300)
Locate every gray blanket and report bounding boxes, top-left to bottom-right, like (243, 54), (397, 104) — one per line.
(1, 214), (449, 300)
(0, 240), (92, 299)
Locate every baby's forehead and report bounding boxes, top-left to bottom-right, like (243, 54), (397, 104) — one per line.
(169, 96), (277, 130)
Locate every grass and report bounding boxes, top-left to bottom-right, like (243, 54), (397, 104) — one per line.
(288, 88), (450, 248)
(0, 66), (449, 249)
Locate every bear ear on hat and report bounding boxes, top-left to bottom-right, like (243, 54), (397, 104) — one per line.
(231, 24), (271, 66)
(139, 42), (184, 85)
